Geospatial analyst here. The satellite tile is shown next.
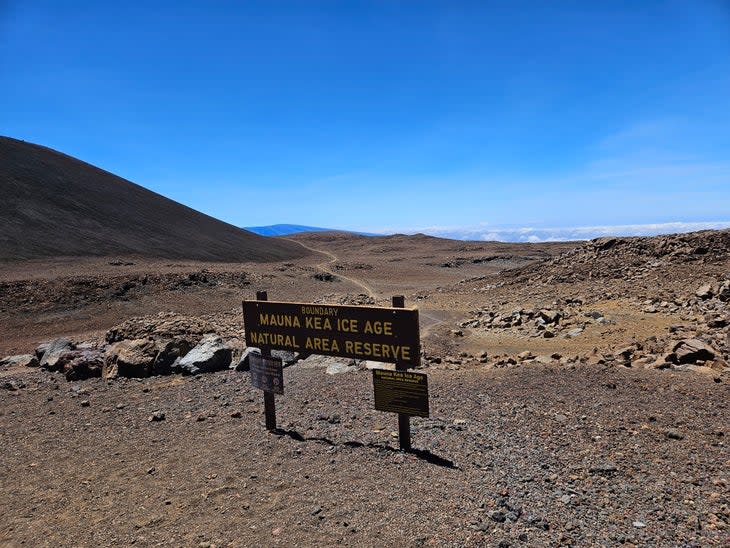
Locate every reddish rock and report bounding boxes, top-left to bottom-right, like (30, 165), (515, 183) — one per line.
(695, 283), (714, 300)
(55, 350), (103, 381)
(103, 338), (157, 378)
(672, 339), (716, 365)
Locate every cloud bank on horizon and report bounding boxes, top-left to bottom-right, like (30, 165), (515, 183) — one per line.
(381, 221), (730, 243)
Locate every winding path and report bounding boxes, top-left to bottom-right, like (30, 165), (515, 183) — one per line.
(286, 237), (457, 338)
(286, 238), (377, 299)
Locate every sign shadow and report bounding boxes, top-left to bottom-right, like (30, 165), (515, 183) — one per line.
(270, 428), (459, 470)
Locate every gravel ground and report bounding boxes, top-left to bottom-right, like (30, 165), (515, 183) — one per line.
(1, 362), (727, 547)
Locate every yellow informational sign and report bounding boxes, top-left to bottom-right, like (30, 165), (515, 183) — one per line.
(242, 300), (420, 367)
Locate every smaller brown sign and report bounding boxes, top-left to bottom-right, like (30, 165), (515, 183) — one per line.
(249, 354), (284, 394)
(373, 369), (429, 418)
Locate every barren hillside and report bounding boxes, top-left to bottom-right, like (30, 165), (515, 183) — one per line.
(0, 137), (308, 262)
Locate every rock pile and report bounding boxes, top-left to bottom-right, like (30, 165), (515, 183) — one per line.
(460, 301), (607, 339)
(490, 230), (730, 309)
(442, 275), (729, 374)
(515, 230), (730, 285)
(1, 313), (235, 381)
(105, 312), (217, 343)
(448, 230), (730, 376)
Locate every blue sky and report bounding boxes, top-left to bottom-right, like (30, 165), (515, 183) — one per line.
(2, 1), (729, 239)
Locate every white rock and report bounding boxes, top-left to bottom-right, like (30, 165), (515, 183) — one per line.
(325, 362), (357, 375)
(362, 360), (396, 371)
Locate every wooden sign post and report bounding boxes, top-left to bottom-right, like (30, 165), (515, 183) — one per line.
(392, 295), (411, 451)
(257, 290), (277, 430)
(242, 293), (426, 450)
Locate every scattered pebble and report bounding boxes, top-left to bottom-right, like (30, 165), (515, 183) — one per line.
(148, 411), (165, 422)
(664, 428), (684, 440)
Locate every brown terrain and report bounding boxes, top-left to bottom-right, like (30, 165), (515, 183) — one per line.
(1, 140), (728, 547)
(0, 137), (306, 262)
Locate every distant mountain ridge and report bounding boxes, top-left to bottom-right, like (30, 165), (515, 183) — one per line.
(0, 137), (308, 262)
(245, 224), (377, 237)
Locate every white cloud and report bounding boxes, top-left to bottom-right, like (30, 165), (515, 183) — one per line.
(411, 221), (730, 243)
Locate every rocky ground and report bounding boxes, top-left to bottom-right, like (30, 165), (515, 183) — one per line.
(1, 359), (727, 547)
(1, 230), (729, 546)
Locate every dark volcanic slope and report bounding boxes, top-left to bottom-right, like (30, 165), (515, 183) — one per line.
(0, 137), (308, 262)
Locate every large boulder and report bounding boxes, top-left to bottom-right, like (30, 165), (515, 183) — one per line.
(672, 339), (716, 365)
(40, 338), (75, 370)
(103, 338), (157, 378)
(234, 347), (259, 372)
(178, 334), (232, 375)
(233, 348), (296, 372)
(55, 350), (103, 381)
(34, 342), (51, 360)
(105, 312), (216, 344)
(151, 338), (191, 375)
(0, 354), (39, 368)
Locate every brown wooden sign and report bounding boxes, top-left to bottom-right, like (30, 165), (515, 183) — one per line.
(242, 300), (420, 368)
(373, 369), (429, 417)
(249, 353), (284, 395)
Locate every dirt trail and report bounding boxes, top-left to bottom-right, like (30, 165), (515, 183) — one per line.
(420, 308), (463, 337)
(288, 238), (458, 340)
(287, 238), (377, 299)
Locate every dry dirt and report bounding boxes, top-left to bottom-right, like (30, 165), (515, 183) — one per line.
(1, 231), (729, 547)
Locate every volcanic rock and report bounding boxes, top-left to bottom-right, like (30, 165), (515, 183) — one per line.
(34, 343), (50, 360)
(538, 309), (561, 324)
(672, 339), (715, 365)
(614, 346), (635, 361)
(103, 338), (157, 378)
(326, 362), (357, 375)
(151, 338), (191, 375)
(234, 347), (259, 372)
(362, 360), (396, 371)
(39, 338), (75, 371)
(0, 354), (39, 368)
(178, 334), (232, 375)
(105, 312), (215, 344)
(566, 327), (584, 338)
(718, 281), (730, 302)
(695, 283), (714, 299)
(55, 350), (104, 381)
